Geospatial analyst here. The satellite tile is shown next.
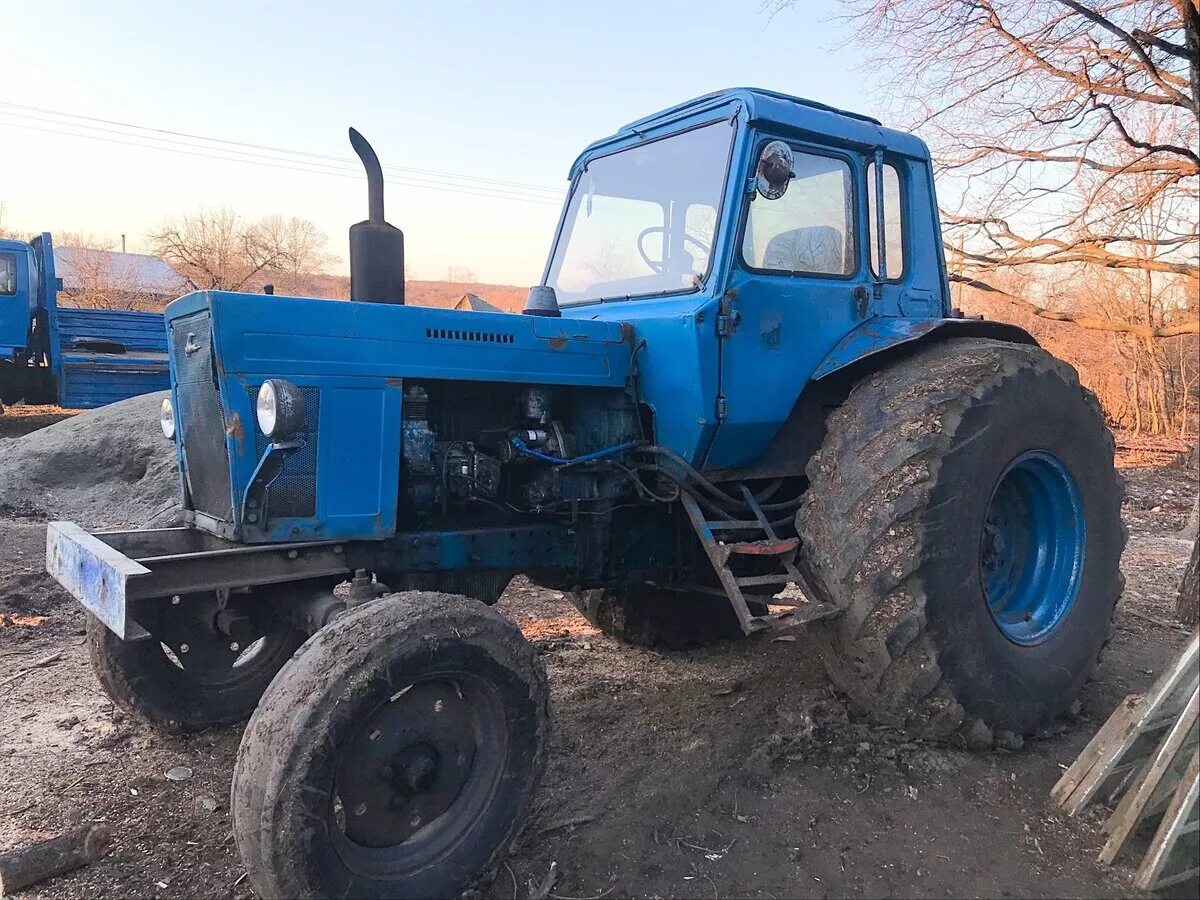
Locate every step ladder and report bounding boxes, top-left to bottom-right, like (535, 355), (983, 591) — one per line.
(679, 485), (839, 635)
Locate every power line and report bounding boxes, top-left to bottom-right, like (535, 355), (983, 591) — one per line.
(0, 117), (559, 204)
(0, 100), (564, 196)
(2, 117), (562, 205)
(0, 101), (566, 205)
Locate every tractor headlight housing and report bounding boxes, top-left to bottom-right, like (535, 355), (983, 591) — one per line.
(256, 379), (306, 440)
(159, 397), (176, 440)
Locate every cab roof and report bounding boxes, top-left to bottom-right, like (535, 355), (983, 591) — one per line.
(568, 87), (930, 179)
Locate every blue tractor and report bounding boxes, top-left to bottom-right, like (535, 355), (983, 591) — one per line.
(47, 89), (1123, 899)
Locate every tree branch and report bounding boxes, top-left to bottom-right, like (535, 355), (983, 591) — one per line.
(950, 273), (1200, 337)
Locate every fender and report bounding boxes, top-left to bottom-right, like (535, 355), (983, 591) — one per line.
(707, 316), (1038, 482)
(812, 316), (1037, 380)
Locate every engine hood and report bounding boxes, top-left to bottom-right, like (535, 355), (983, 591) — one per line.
(165, 290), (633, 388)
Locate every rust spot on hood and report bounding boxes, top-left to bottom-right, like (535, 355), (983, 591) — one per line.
(226, 411), (245, 452)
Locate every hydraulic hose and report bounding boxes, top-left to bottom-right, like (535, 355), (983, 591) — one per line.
(637, 445), (802, 514)
(510, 438), (639, 467)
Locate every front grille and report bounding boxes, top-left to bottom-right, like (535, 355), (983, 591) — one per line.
(248, 385), (320, 518)
(171, 312), (233, 521)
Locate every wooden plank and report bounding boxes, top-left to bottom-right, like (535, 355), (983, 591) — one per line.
(1099, 686), (1199, 865)
(1053, 694), (1140, 806)
(1100, 726), (1198, 816)
(1135, 750), (1199, 891)
(1056, 635), (1200, 815)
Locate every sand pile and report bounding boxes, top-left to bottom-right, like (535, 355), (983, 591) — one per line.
(0, 392), (181, 528)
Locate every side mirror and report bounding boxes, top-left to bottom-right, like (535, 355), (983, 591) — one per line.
(755, 140), (794, 200)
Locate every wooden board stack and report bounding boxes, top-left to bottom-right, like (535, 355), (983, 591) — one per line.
(1053, 633), (1198, 892)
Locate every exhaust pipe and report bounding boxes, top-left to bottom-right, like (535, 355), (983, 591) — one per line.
(348, 128), (405, 304)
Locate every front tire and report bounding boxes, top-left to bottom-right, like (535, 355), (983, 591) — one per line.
(87, 599), (306, 732)
(231, 592), (549, 900)
(797, 339), (1124, 742)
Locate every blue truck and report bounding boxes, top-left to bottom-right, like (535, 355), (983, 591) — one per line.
(47, 88), (1123, 899)
(0, 233), (169, 413)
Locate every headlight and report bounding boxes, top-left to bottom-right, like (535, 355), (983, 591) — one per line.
(159, 397), (176, 440)
(256, 379), (306, 439)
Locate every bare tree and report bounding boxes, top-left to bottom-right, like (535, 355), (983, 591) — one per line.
(774, 0), (1199, 336)
(148, 207), (333, 294)
(1178, 528), (1198, 627)
(250, 215), (337, 295)
(446, 266), (477, 297)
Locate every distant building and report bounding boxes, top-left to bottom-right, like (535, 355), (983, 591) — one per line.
(452, 292), (505, 313)
(54, 247), (189, 309)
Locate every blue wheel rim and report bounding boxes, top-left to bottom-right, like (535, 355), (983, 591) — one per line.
(980, 450), (1086, 646)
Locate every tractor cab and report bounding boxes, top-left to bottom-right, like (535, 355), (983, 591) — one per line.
(548, 88), (956, 468)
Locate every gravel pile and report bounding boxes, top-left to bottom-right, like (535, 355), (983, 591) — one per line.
(0, 391), (181, 528)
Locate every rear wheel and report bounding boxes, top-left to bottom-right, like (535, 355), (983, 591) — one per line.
(568, 585), (766, 650)
(797, 339), (1124, 744)
(232, 592), (548, 900)
(87, 595), (306, 732)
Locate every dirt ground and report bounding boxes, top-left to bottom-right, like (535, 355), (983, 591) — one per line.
(0, 446), (1195, 899)
(0, 405), (77, 441)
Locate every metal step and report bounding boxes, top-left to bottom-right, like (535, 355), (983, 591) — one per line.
(749, 601), (841, 630)
(735, 573), (797, 587)
(679, 488), (835, 636)
(727, 538), (799, 556)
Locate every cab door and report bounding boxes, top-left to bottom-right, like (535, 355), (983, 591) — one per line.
(0, 246), (33, 356)
(704, 137), (870, 469)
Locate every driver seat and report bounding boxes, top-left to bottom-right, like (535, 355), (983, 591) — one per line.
(762, 226), (843, 274)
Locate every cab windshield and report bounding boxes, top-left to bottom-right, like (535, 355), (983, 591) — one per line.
(547, 120), (734, 304)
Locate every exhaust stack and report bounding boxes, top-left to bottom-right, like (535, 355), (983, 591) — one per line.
(348, 128), (405, 304)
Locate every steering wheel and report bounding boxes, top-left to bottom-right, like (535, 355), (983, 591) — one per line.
(636, 226), (712, 275)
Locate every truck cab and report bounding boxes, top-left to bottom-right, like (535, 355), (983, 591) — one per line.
(0, 234), (55, 406)
(0, 238), (37, 358)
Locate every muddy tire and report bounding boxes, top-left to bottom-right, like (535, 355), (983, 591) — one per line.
(569, 585), (765, 650)
(86, 607), (306, 733)
(797, 339), (1124, 743)
(232, 592), (549, 900)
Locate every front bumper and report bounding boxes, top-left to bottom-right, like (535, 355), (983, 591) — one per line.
(46, 522), (351, 639)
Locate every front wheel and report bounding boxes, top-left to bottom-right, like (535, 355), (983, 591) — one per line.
(87, 596), (306, 732)
(231, 592), (549, 900)
(797, 339), (1124, 744)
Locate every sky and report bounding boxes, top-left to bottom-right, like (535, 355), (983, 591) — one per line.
(1, 0), (881, 286)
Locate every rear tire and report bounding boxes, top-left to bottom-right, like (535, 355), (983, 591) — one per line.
(569, 585), (766, 649)
(232, 592), (549, 900)
(797, 339), (1124, 743)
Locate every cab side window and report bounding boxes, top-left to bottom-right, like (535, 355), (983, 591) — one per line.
(742, 150), (855, 277)
(866, 161), (904, 280)
(0, 253), (16, 295)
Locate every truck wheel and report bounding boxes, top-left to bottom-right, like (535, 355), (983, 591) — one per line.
(232, 592), (549, 900)
(797, 338), (1124, 743)
(86, 605), (306, 732)
(569, 586), (766, 649)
